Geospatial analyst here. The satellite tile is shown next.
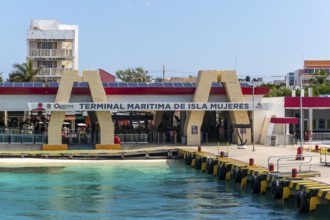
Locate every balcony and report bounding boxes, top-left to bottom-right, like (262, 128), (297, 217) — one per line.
(28, 49), (73, 59)
(36, 68), (71, 77)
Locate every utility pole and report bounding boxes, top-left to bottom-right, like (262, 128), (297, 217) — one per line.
(162, 64), (165, 81)
(252, 81), (255, 151)
(300, 73), (303, 147)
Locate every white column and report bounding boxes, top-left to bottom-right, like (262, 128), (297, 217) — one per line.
(4, 111), (8, 131)
(308, 88), (313, 141)
(299, 74), (304, 146)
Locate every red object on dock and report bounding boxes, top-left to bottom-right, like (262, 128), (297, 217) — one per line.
(114, 135), (120, 144)
(292, 168), (298, 178)
(249, 158), (254, 166)
(296, 146), (304, 160)
(268, 163), (274, 172)
(315, 145), (319, 151)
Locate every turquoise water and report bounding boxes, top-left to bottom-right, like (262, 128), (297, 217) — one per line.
(0, 160), (325, 219)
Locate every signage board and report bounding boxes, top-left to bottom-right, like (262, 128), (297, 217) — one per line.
(191, 125), (198, 135)
(28, 102), (272, 112)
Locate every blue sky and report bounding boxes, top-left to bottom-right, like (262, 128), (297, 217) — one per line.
(1, 0), (330, 81)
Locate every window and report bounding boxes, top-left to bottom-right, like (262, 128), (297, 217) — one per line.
(327, 120), (330, 129)
(41, 61), (53, 68)
(289, 75), (295, 86)
(318, 119), (325, 129)
(315, 69), (330, 74)
(42, 42), (53, 49)
(305, 69), (314, 74)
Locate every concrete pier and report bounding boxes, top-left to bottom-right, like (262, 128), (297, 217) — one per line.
(181, 144), (330, 185)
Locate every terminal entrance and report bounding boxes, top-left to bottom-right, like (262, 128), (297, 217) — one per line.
(0, 108), (245, 146)
(153, 110), (235, 145)
(60, 110), (240, 145)
(62, 111), (155, 146)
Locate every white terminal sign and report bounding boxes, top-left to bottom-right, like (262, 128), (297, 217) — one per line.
(28, 102), (272, 111)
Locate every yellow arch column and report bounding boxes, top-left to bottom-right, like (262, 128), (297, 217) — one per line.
(44, 70), (81, 150)
(83, 70), (117, 149)
(184, 70), (218, 145)
(154, 111), (164, 128)
(44, 70), (118, 150)
(220, 71), (251, 144)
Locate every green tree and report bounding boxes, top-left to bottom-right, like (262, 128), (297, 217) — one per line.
(307, 70), (330, 96)
(115, 67), (152, 82)
(309, 70), (327, 86)
(0, 72), (3, 82)
(8, 61), (42, 82)
(311, 83), (330, 96)
(261, 83), (293, 97)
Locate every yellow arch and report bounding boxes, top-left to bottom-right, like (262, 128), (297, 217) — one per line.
(184, 70), (251, 145)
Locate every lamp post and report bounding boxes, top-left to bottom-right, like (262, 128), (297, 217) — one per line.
(252, 81), (255, 151)
(299, 74), (303, 147)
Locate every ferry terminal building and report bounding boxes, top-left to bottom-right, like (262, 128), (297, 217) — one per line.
(0, 69), (326, 150)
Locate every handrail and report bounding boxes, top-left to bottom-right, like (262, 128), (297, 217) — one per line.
(267, 154), (320, 176)
(0, 134), (48, 144)
(116, 133), (148, 144)
(320, 146), (330, 165)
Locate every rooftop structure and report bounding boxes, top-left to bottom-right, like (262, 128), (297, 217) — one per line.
(27, 20), (78, 83)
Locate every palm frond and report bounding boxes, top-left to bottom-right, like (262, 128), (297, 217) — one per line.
(12, 63), (27, 74)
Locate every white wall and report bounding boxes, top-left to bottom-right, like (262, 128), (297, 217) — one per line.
(243, 97), (285, 143)
(59, 24), (78, 69)
(30, 20), (59, 30)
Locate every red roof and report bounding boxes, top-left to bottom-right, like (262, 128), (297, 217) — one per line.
(304, 60), (330, 69)
(270, 117), (299, 124)
(98, 69), (116, 82)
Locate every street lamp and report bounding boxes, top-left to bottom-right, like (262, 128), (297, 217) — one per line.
(299, 74), (303, 147)
(252, 81), (255, 151)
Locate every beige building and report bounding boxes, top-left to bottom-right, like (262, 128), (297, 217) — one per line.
(27, 20), (78, 83)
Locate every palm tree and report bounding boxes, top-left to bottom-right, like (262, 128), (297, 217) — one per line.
(309, 70), (327, 86)
(8, 61), (42, 82)
(308, 70), (329, 96)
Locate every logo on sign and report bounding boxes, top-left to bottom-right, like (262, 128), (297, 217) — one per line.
(54, 103), (75, 110)
(256, 103), (263, 109)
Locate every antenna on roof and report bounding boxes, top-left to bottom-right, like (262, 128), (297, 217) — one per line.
(162, 64), (165, 82)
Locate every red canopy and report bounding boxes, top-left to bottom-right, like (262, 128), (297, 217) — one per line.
(270, 117), (299, 124)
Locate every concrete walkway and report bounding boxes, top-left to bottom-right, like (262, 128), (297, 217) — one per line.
(182, 143), (330, 185)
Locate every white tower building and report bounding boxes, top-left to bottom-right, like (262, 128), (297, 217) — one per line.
(27, 20), (78, 82)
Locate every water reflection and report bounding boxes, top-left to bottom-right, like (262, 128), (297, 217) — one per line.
(0, 162), (326, 219)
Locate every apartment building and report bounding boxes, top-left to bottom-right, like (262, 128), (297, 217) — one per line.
(27, 20), (78, 82)
(286, 60), (330, 89)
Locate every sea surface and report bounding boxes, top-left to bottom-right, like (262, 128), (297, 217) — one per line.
(0, 160), (326, 220)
